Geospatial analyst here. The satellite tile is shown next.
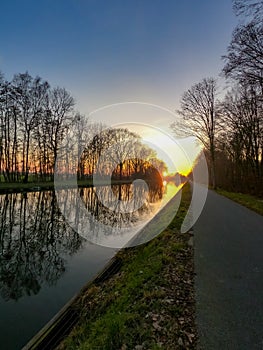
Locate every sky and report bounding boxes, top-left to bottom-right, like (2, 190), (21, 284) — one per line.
(0, 0), (238, 173)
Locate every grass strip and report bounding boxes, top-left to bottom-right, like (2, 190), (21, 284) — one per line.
(0, 179), (134, 193)
(57, 183), (196, 350)
(216, 189), (263, 216)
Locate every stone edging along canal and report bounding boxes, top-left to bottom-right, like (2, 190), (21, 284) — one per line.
(22, 255), (123, 350)
(22, 185), (184, 350)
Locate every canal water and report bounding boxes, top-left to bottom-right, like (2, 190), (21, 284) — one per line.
(0, 182), (179, 349)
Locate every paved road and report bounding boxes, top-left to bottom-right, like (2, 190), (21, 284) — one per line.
(194, 190), (263, 349)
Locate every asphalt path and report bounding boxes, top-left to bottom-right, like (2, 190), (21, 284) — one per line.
(194, 190), (263, 349)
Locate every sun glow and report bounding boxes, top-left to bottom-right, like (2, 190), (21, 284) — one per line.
(118, 123), (201, 176)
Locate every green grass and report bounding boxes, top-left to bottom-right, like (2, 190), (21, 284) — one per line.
(0, 181), (54, 189)
(57, 184), (196, 350)
(216, 189), (263, 216)
(0, 178), (133, 193)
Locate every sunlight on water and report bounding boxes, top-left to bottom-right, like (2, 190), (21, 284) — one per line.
(55, 182), (182, 248)
(0, 182), (182, 348)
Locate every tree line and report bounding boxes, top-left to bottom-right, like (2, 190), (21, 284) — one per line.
(0, 72), (75, 182)
(0, 72), (166, 183)
(172, 0), (263, 196)
(80, 127), (167, 181)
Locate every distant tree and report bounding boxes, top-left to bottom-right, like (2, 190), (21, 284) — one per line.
(0, 73), (4, 179)
(171, 78), (218, 188)
(129, 142), (156, 175)
(80, 127), (166, 181)
(12, 73), (50, 183)
(0, 77), (12, 181)
(44, 87), (75, 176)
(98, 128), (140, 180)
(147, 157), (167, 177)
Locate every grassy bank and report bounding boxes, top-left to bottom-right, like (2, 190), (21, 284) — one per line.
(57, 184), (196, 350)
(0, 181), (54, 192)
(0, 179), (134, 193)
(216, 189), (263, 216)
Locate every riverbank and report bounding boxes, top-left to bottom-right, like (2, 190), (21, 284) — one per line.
(55, 183), (196, 350)
(0, 181), (55, 194)
(0, 179), (134, 194)
(216, 189), (263, 216)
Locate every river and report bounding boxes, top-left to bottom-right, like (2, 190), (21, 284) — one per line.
(0, 182), (179, 349)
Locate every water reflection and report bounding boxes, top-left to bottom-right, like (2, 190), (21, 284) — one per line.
(0, 182), (169, 301)
(55, 181), (166, 248)
(80, 182), (164, 228)
(0, 191), (83, 301)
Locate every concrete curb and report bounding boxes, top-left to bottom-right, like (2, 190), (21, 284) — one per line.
(22, 256), (123, 350)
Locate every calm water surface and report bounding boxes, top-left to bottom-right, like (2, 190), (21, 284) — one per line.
(0, 182), (179, 349)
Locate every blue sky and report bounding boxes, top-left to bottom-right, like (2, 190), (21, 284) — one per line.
(0, 0), (238, 115)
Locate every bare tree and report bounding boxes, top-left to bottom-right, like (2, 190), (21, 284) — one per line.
(171, 78), (218, 188)
(220, 1), (263, 194)
(233, 0), (263, 23)
(44, 87), (75, 176)
(95, 128), (140, 180)
(80, 126), (167, 182)
(222, 22), (263, 93)
(0, 70), (167, 185)
(219, 82), (263, 194)
(0, 72), (5, 180)
(12, 73), (50, 182)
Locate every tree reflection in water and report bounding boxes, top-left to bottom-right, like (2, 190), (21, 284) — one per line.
(0, 182), (164, 301)
(80, 182), (163, 227)
(74, 181), (165, 244)
(0, 191), (83, 301)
